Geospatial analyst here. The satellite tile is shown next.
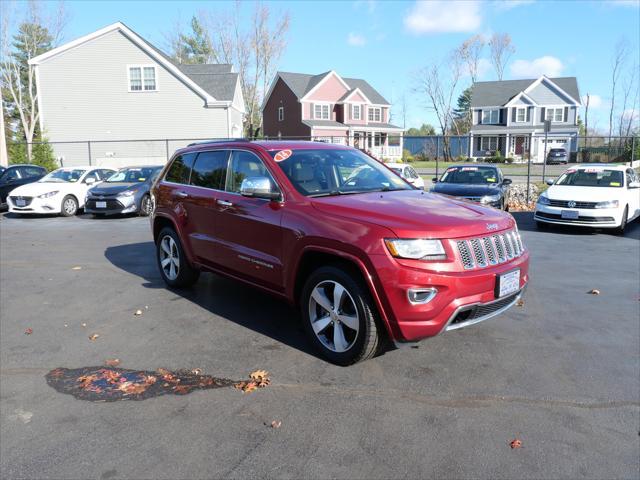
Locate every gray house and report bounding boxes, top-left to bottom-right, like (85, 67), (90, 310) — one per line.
(29, 22), (245, 167)
(470, 76), (581, 163)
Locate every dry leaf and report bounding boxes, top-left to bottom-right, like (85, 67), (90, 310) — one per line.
(234, 381), (258, 394)
(270, 420), (282, 429)
(516, 299), (525, 307)
(71, 266), (82, 270)
(105, 359), (120, 367)
(88, 334), (99, 341)
(588, 289), (600, 295)
(510, 439), (522, 449)
(24, 328), (33, 335)
(134, 309), (143, 316)
(191, 368), (203, 375)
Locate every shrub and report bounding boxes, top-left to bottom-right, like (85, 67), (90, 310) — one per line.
(402, 149), (415, 163)
(8, 136), (59, 171)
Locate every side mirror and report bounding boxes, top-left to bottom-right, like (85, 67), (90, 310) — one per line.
(502, 178), (512, 185)
(432, 177), (438, 183)
(629, 181), (640, 189)
(85, 177), (96, 185)
(240, 176), (280, 200)
(546, 178), (555, 186)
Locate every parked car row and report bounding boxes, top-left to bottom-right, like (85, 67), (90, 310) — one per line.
(4, 165), (163, 217)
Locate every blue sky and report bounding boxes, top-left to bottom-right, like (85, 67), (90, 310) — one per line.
(11, 0), (640, 130)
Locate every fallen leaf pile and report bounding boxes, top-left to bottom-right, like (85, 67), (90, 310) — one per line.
(234, 369), (271, 394)
(510, 439), (523, 449)
(507, 201), (536, 212)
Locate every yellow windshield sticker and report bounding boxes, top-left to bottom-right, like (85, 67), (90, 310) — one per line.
(138, 178), (146, 181)
(610, 182), (620, 186)
(486, 178), (496, 182)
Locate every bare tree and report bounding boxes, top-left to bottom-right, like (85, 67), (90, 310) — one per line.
(414, 50), (463, 160)
(617, 60), (639, 140)
(608, 39), (628, 151)
(457, 34), (485, 84)
(1, 0), (67, 160)
(488, 33), (515, 81)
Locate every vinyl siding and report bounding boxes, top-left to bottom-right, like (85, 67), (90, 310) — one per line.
(527, 81), (575, 105)
(38, 30), (230, 147)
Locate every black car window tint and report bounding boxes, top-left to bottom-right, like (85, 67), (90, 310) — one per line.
(23, 167), (42, 177)
(165, 153), (196, 184)
(190, 150), (229, 190)
(4, 168), (21, 181)
(227, 150), (275, 194)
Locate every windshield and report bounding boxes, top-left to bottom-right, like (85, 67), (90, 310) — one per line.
(555, 169), (623, 188)
(271, 148), (412, 197)
(439, 166), (499, 184)
(106, 167), (160, 183)
(39, 169), (86, 183)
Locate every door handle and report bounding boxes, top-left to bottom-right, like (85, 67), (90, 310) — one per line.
(216, 199), (233, 207)
(175, 191), (189, 198)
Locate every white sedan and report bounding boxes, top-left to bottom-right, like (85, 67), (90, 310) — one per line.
(7, 166), (115, 216)
(386, 163), (425, 189)
(535, 164), (640, 233)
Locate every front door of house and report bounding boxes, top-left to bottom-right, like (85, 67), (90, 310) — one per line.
(515, 136), (525, 155)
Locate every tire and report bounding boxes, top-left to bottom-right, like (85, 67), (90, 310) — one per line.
(139, 194), (152, 217)
(300, 265), (381, 366)
(156, 227), (200, 288)
(60, 195), (78, 217)
(613, 205), (628, 235)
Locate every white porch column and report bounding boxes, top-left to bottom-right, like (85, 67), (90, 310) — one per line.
(468, 133), (473, 158)
(505, 133), (510, 157)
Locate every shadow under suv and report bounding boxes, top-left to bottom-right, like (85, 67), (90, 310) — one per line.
(151, 140), (529, 365)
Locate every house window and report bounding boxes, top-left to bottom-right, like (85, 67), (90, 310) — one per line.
(481, 136), (498, 151)
(516, 107), (526, 122)
(546, 107), (564, 122)
(368, 107), (381, 122)
(352, 105), (361, 120)
(482, 109), (500, 124)
(314, 104), (330, 120)
(129, 65), (157, 92)
(278, 106), (284, 122)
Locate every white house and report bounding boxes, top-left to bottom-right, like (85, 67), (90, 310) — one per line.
(29, 22), (245, 167)
(470, 76), (581, 163)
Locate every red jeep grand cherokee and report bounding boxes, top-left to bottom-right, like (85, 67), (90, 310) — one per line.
(151, 140), (529, 365)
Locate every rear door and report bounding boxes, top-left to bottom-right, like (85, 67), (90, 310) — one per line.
(212, 149), (284, 290)
(184, 149), (230, 266)
(625, 169), (640, 219)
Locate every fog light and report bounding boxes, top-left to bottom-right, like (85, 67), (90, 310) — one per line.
(407, 288), (437, 305)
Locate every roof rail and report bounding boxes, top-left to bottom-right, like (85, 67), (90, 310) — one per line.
(186, 138), (249, 147)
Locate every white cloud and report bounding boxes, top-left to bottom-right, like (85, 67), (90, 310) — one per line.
(582, 94), (604, 109)
(492, 0), (535, 11)
(404, 0), (482, 35)
(510, 56), (564, 78)
(347, 32), (367, 47)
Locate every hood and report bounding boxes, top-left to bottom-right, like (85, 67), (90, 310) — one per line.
(431, 182), (502, 197)
(8, 182), (73, 197)
(311, 190), (514, 239)
(545, 185), (625, 202)
(89, 182), (141, 195)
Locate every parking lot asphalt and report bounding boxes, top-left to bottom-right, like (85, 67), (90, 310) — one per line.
(1, 211), (639, 479)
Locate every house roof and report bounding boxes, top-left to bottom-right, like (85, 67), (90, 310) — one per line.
(29, 22), (240, 105)
(276, 71), (390, 105)
(471, 77), (580, 107)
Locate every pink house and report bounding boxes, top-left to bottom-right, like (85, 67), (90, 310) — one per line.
(262, 70), (403, 160)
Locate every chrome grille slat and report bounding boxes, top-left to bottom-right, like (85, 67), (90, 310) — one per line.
(457, 229), (525, 270)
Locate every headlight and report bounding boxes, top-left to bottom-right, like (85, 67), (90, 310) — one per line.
(537, 194), (551, 205)
(118, 190), (136, 197)
(480, 194), (501, 204)
(37, 191), (59, 199)
(595, 200), (619, 209)
(384, 238), (447, 260)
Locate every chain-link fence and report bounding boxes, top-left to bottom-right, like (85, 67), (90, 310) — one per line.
(7, 134), (639, 187)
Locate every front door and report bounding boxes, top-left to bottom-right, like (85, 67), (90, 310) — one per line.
(212, 149), (284, 291)
(515, 136), (525, 155)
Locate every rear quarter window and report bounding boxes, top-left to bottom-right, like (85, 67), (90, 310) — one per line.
(165, 153), (196, 184)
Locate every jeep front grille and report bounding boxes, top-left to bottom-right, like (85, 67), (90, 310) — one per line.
(456, 229), (525, 270)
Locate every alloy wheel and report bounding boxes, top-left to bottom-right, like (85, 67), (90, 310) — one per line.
(141, 196), (152, 215)
(308, 280), (359, 353)
(63, 198), (77, 215)
(159, 235), (180, 280)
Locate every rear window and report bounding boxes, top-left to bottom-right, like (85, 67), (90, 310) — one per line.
(165, 153), (196, 184)
(190, 150), (228, 190)
(556, 169), (624, 187)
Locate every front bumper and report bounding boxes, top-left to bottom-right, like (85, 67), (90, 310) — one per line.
(371, 248), (530, 343)
(7, 195), (62, 214)
(85, 195), (137, 215)
(534, 204), (620, 227)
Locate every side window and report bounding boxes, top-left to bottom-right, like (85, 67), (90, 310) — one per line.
(626, 169), (635, 187)
(99, 169), (114, 180)
(5, 168), (21, 180)
(409, 167), (419, 179)
(226, 150), (276, 194)
(165, 153), (196, 184)
(190, 150), (229, 190)
(84, 170), (100, 182)
(22, 167), (43, 177)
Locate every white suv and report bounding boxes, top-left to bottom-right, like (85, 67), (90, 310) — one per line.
(535, 164), (640, 233)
